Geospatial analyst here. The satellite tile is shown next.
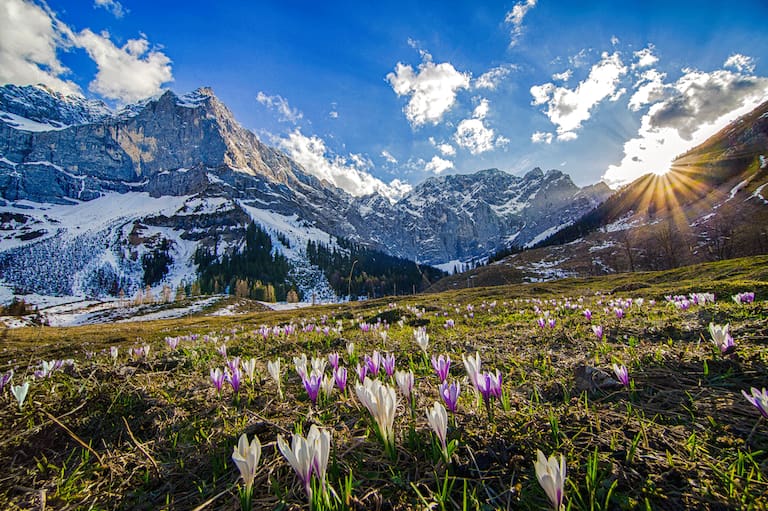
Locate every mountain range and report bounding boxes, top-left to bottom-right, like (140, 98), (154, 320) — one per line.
(0, 84), (611, 299)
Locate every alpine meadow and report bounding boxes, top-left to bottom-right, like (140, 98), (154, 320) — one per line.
(1, 1), (767, 510)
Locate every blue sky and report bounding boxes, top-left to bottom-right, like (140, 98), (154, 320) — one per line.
(2, 0), (768, 199)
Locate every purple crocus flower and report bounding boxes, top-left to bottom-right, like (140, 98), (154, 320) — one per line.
(431, 354), (451, 383)
(548, 318), (556, 329)
(165, 337), (179, 350)
(476, 370), (503, 404)
(537, 318), (546, 328)
(584, 309), (592, 321)
(733, 292), (756, 304)
(612, 364), (630, 387)
(225, 367), (242, 394)
(382, 353), (396, 377)
(356, 363), (368, 383)
(742, 387), (768, 418)
(592, 325), (604, 341)
(333, 366), (347, 392)
(365, 351), (381, 376)
(614, 308), (624, 319)
(328, 352), (340, 370)
(444, 319), (455, 328)
(210, 368), (225, 393)
(303, 374), (322, 404)
(490, 370), (503, 399)
(0, 369), (13, 393)
(217, 344), (227, 358)
(227, 357), (241, 375)
(440, 381), (461, 412)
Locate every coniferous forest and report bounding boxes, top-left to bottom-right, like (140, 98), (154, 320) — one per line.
(194, 222), (293, 301)
(306, 238), (445, 299)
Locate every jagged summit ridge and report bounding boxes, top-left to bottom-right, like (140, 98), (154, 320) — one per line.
(0, 83), (112, 130)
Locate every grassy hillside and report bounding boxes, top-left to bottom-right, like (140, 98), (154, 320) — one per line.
(1, 257), (767, 510)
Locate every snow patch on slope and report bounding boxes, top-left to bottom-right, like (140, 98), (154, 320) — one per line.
(0, 111), (70, 131)
(525, 222), (573, 248)
(237, 202), (338, 301)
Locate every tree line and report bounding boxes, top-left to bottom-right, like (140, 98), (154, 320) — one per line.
(306, 238), (445, 299)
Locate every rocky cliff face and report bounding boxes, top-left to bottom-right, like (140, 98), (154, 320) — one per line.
(0, 84), (614, 297)
(0, 86), (314, 202)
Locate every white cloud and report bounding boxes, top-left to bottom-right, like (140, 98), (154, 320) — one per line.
(380, 150), (398, 164)
(473, 98), (490, 119)
(425, 155), (454, 174)
(94, 0), (126, 18)
(256, 92), (303, 123)
(0, 0), (172, 104)
(552, 69), (572, 82)
(0, 0), (80, 96)
(386, 53), (471, 127)
(632, 45), (658, 69)
(385, 178), (414, 200)
(724, 53), (755, 73)
(531, 131), (553, 144)
(628, 69), (667, 111)
(453, 98), (508, 154)
(428, 137), (457, 156)
(603, 68), (768, 187)
(75, 29), (173, 103)
(611, 35), (620, 46)
(648, 69), (768, 139)
(278, 129), (411, 201)
(569, 48), (592, 69)
(475, 65), (515, 89)
(505, 0), (537, 47)
(530, 82), (554, 105)
(455, 118), (497, 154)
(557, 131), (578, 142)
(530, 51), (627, 139)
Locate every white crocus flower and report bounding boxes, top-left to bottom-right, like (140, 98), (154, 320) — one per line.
(278, 424), (331, 503)
(309, 425), (331, 491)
(293, 354), (308, 380)
(708, 322), (735, 353)
(321, 374), (335, 397)
(11, 381), (29, 410)
(462, 352), (482, 388)
(535, 449), (567, 510)
(355, 377), (398, 456)
(395, 370), (414, 402)
(242, 358), (257, 383)
(311, 357), (327, 376)
(426, 401), (448, 460)
(414, 327), (429, 354)
(232, 432), (262, 492)
(267, 358), (282, 398)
